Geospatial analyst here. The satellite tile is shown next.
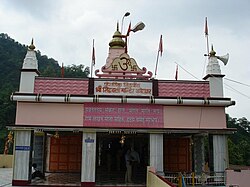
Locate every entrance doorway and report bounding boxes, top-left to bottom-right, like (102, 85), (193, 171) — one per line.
(32, 132), (82, 186)
(96, 132), (149, 185)
(164, 137), (192, 172)
(49, 134), (82, 172)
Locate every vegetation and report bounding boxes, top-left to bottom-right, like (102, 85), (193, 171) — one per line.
(227, 115), (250, 165)
(0, 33), (89, 152)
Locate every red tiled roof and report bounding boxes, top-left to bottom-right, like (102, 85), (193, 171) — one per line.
(34, 78), (210, 97)
(34, 78), (89, 95)
(158, 81), (210, 97)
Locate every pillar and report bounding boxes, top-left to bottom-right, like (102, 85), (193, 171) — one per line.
(213, 135), (228, 172)
(193, 135), (205, 174)
(32, 132), (45, 173)
(81, 132), (96, 187)
(149, 133), (164, 174)
(12, 130), (32, 186)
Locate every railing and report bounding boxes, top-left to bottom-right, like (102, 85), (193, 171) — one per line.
(147, 167), (176, 187)
(164, 171), (226, 186)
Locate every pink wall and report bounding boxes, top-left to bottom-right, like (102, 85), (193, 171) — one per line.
(16, 102), (226, 129)
(163, 106), (226, 129)
(226, 169), (250, 187)
(16, 102), (83, 126)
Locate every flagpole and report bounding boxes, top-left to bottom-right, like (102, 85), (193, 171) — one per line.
(154, 50), (160, 78)
(205, 17), (210, 56)
(91, 39), (95, 78)
(206, 35), (209, 56)
(61, 63), (64, 78)
(154, 35), (163, 78)
(175, 65), (178, 80)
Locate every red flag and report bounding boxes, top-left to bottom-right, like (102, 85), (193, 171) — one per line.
(61, 63), (64, 78)
(126, 22), (131, 36)
(158, 35), (163, 56)
(175, 65), (178, 80)
(92, 39), (95, 66)
(205, 17), (208, 36)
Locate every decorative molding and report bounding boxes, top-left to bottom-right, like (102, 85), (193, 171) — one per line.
(95, 53), (152, 79)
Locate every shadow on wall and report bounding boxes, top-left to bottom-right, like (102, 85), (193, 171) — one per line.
(0, 154), (13, 168)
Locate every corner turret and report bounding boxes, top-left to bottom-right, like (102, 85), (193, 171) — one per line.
(203, 45), (226, 97)
(19, 39), (39, 93)
(206, 45), (221, 75)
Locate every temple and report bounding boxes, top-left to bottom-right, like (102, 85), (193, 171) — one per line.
(9, 24), (235, 186)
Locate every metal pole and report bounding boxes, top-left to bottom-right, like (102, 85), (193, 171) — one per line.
(206, 35), (210, 56)
(192, 172), (195, 186)
(154, 50), (160, 78)
(91, 39), (94, 78)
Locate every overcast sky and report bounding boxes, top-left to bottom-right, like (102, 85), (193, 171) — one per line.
(1, 0), (249, 120)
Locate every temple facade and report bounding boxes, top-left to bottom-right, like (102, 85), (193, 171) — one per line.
(9, 26), (235, 186)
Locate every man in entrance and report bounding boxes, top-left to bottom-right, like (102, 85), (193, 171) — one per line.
(130, 147), (140, 181)
(125, 149), (132, 183)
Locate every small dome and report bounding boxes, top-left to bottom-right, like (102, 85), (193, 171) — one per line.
(209, 45), (216, 56)
(28, 38), (35, 50)
(109, 29), (125, 48)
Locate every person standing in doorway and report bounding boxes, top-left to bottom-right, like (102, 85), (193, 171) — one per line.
(125, 149), (132, 183)
(130, 147), (140, 181)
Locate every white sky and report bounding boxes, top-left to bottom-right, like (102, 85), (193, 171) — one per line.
(1, 0), (249, 120)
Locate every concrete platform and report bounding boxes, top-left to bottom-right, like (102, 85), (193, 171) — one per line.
(0, 168), (13, 187)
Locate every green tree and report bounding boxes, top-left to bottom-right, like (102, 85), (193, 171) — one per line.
(227, 115), (250, 166)
(63, 64), (90, 78)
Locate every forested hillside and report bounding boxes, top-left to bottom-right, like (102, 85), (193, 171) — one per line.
(0, 33), (89, 152)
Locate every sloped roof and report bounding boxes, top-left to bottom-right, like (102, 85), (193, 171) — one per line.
(34, 77), (89, 95)
(158, 80), (210, 97)
(34, 77), (210, 97)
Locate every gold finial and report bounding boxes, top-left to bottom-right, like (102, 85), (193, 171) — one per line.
(109, 24), (125, 48)
(117, 21), (119, 31)
(209, 44), (216, 56)
(28, 38), (36, 50)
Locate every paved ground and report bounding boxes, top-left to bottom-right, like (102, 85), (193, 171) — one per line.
(0, 168), (12, 187)
(0, 168), (225, 187)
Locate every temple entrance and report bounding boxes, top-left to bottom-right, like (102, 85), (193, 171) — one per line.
(96, 132), (149, 185)
(163, 136), (192, 172)
(48, 134), (82, 172)
(31, 132), (82, 186)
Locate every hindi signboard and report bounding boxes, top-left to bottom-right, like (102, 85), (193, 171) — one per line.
(83, 103), (163, 128)
(94, 80), (152, 96)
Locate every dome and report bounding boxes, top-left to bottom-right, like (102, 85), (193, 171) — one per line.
(109, 27), (125, 48)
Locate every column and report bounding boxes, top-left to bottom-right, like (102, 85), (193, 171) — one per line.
(12, 130), (32, 186)
(81, 132), (96, 187)
(149, 133), (164, 174)
(32, 132), (45, 173)
(193, 135), (205, 174)
(213, 135), (228, 172)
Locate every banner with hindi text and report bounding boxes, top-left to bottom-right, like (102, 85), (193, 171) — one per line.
(83, 103), (163, 128)
(94, 80), (152, 96)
